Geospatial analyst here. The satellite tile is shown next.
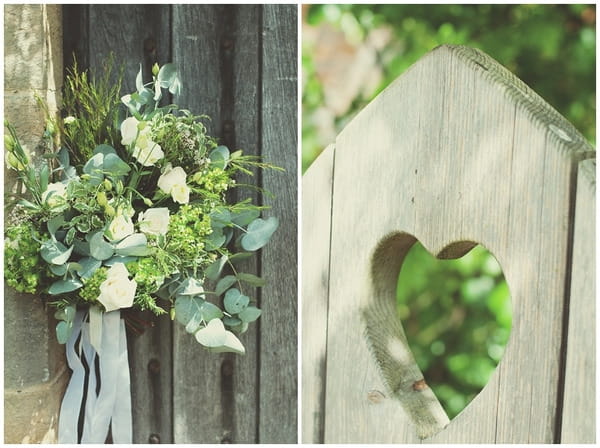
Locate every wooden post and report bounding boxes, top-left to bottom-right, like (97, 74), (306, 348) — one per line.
(302, 44), (595, 443)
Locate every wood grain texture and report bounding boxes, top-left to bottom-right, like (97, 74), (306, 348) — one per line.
(172, 5), (233, 444)
(301, 144), (335, 443)
(83, 6), (174, 443)
(259, 4), (298, 443)
(309, 44), (595, 443)
(561, 159), (595, 443)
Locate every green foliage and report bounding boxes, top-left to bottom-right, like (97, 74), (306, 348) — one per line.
(303, 4), (596, 171)
(79, 267), (107, 302)
(397, 243), (511, 418)
(62, 57), (124, 167)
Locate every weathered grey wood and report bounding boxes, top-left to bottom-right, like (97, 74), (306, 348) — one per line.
(301, 144), (334, 443)
(310, 44), (595, 443)
(83, 6), (174, 443)
(172, 5), (231, 444)
(561, 159), (595, 443)
(259, 4), (298, 443)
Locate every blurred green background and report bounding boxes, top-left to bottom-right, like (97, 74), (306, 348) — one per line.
(303, 4), (596, 172)
(397, 243), (511, 418)
(303, 4), (595, 419)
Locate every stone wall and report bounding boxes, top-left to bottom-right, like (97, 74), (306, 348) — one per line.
(4, 4), (67, 443)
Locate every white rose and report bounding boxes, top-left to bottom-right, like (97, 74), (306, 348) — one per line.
(138, 207), (170, 236)
(120, 117), (140, 146)
(98, 263), (137, 312)
(106, 214), (134, 241)
(157, 164), (190, 204)
(42, 182), (67, 207)
(170, 183), (190, 204)
(132, 132), (164, 166)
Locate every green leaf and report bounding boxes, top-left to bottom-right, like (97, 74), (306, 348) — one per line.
(93, 144), (117, 157)
(223, 316), (242, 327)
(41, 240), (74, 265)
(65, 227), (76, 246)
(47, 215), (65, 236)
(205, 255), (228, 281)
(224, 288), (249, 314)
(56, 321), (72, 344)
(238, 306), (262, 323)
(77, 257), (102, 280)
(58, 146), (70, 168)
(49, 263), (68, 276)
(82, 152), (105, 185)
(216, 275), (237, 296)
(241, 216), (279, 251)
(39, 163), (49, 192)
(194, 318), (245, 354)
(178, 277), (204, 296)
(229, 252), (254, 262)
(231, 208), (260, 227)
(135, 63), (144, 92)
(205, 229), (226, 250)
(209, 145), (230, 169)
(174, 295), (223, 326)
(48, 278), (83, 295)
(89, 231), (114, 260)
(114, 233), (153, 256)
(103, 153), (130, 177)
(236, 272), (266, 287)
(210, 208), (232, 229)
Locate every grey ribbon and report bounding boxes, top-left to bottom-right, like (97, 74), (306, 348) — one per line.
(58, 309), (133, 444)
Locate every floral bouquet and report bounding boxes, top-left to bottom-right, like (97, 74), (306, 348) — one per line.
(4, 61), (279, 443)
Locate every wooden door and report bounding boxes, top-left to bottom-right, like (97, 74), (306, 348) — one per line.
(63, 5), (297, 443)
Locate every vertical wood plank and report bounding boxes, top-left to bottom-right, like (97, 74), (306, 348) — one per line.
(81, 5), (174, 443)
(301, 144), (335, 443)
(231, 5), (261, 443)
(561, 159), (596, 443)
(171, 5), (229, 444)
(259, 4), (298, 443)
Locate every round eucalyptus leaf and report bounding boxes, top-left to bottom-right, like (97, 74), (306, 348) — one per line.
(241, 216), (279, 251)
(41, 240), (74, 265)
(56, 321), (72, 344)
(89, 231), (114, 261)
(194, 318), (245, 354)
(216, 275), (237, 296)
(238, 306), (262, 323)
(224, 288), (249, 314)
(205, 255), (228, 281)
(48, 278), (83, 295)
(209, 146), (230, 170)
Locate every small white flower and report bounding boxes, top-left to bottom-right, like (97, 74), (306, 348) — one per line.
(98, 263), (137, 312)
(42, 182), (67, 207)
(106, 214), (134, 242)
(120, 117), (140, 146)
(157, 163), (190, 204)
(138, 207), (170, 236)
(63, 116), (76, 125)
(170, 183), (190, 204)
(131, 133), (164, 167)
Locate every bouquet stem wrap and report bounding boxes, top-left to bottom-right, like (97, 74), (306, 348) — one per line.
(58, 310), (132, 443)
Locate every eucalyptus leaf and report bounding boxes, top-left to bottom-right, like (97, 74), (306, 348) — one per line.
(238, 306), (262, 323)
(39, 164), (49, 192)
(236, 272), (266, 287)
(241, 216), (279, 251)
(77, 257), (102, 280)
(56, 321), (72, 344)
(178, 277), (204, 296)
(210, 208), (231, 229)
(48, 278), (83, 295)
(229, 252), (254, 262)
(231, 208), (260, 227)
(58, 146), (70, 168)
(41, 240), (74, 265)
(224, 288), (249, 314)
(103, 153), (130, 177)
(157, 63), (178, 88)
(194, 318), (245, 354)
(93, 144), (117, 157)
(216, 275), (237, 296)
(209, 145), (230, 169)
(205, 255), (228, 281)
(223, 316), (242, 327)
(135, 63), (144, 92)
(205, 229), (226, 250)
(49, 263), (68, 276)
(82, 152), (105, 185)
(104, 255), (137, 266)
(47, 215), (65, 236)
(89, 231), (114, 260)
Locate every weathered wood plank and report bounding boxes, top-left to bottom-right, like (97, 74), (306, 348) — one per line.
(318, 44), (593, 443)
(259, 4), (298, 443)
(561, 158), (595, 443)
(83, 5), (174, 443)
(171, 5), (229, 444)
(230, 5), (261, 444)
(301, 144), (334, 443)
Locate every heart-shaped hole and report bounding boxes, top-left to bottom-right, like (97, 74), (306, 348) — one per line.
(363, 233), (511, 439)
(396, 241), (511, 420)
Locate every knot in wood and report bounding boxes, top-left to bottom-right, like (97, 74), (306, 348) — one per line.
(412, 379), (428, 392)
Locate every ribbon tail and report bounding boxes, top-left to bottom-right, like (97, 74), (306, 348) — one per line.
(110, 317), (132, 443)
(80, 322), (99, 442)
(58, 311), (86, 444)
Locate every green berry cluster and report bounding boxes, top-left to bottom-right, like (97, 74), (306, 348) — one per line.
(191, 167), (232, 196)
(166, 204), (214, 268)
(79, 267), (108, 303)
(4, 222), (50, 294)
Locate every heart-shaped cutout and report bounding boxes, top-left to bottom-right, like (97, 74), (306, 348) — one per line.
(362, 232), (511, 439)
